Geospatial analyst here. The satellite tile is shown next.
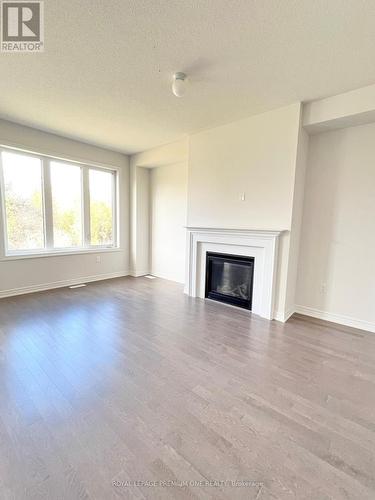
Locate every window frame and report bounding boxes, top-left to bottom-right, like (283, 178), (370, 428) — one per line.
(0, 145), (120, 260)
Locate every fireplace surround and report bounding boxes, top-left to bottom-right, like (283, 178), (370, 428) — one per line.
(185, 227), (283, 319)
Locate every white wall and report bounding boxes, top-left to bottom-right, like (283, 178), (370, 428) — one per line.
(284, 124), (309, 317)
(129, 164), (150, 276)
(150, 162), (187, 283)
(130, 139), (189, 278)
(187, 103), (301, 230)
(132, 139), (189, 167)
(304, 82), (375, 134)
(0, 119), (130, 297)
(296, 122), (375, 332)
(186, 104), (302, 319)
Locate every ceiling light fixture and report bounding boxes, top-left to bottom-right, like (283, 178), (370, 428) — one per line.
(172, 72), (187, 97)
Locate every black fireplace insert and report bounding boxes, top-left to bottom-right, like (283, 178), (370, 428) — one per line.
(205, 252), (254, 310)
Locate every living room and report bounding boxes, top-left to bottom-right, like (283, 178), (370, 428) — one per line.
(1, 2), (375, 499)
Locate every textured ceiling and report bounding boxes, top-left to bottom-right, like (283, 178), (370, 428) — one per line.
(1, 0), (375, 154)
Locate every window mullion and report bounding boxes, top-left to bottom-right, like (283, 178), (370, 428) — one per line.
(0, 152), (8, 256)
(82, 167), (90, 247)
(43, 158), (54, 249)
(112, 170), (118, 247)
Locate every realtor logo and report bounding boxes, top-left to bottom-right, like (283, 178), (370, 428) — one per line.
(1, 1), (44, 52)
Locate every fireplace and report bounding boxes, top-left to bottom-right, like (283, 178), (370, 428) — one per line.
(185, 228), (281, 319)
(205, 252), (254, 310)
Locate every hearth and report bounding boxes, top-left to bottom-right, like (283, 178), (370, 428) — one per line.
(205, 252), (254, 310)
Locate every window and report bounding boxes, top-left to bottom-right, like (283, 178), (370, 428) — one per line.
(0, 147), (118, 257)
(51, 161), (83, 248)
(2, 151), (44, 251)
(89, 169), (114, 246)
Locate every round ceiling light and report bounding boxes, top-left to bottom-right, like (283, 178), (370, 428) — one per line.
(172, 72), (187, 97)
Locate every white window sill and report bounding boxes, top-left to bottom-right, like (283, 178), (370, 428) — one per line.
(0, 247), (122, 261)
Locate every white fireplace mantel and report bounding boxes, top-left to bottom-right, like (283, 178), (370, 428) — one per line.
(184, 227), (284, 320)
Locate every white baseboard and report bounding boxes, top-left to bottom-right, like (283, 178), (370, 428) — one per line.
(0, 271), (129, 299)
(274, 308), (295, 323)
(129, 270), (150, 277)
(151, 270), (185, 284)
(295, 305), (375, 333)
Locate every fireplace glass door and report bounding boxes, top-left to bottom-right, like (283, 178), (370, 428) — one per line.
(205, 252), (254, 310)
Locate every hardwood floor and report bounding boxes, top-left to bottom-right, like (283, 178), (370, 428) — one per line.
(1, 277), (375, 499)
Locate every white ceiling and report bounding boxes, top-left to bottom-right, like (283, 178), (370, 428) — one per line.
(1, 0), (375, 154)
